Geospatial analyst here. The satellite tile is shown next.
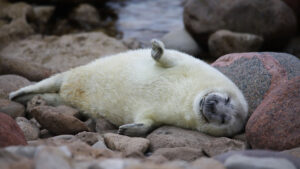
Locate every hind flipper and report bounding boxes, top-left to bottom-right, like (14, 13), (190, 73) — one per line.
(9, 73), (64, 100)
(151, 39), (181, 68)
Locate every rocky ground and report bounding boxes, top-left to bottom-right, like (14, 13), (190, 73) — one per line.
(0, 0), (300, 169)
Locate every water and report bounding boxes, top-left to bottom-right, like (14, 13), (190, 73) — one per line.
(107, 0), (186, 46)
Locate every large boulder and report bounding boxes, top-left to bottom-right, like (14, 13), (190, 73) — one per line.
(147, 126), (246, 157)
(184, 0), (298, 49)
(0, 112), (27, 148)
(208, 30), (263, 58)
(0, 32), (128, 72)
(212, 52), (300, 114)
(246, 77), (300, 150)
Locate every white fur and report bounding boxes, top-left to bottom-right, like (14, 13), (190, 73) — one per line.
(10, 47), (248, 136)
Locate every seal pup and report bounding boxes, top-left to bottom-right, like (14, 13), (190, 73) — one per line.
(10, 40), (248, 137)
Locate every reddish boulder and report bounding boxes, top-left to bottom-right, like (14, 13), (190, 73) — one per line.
(0, 113), (27, 148)
(246, 77), (300, 150)
(212, 52), (300, 114)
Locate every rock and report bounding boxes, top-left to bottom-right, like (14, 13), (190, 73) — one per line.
(122, 38), (143, 49)
(282, 0), (300, 18)
(0, 98), (25, 118)
(75, 131), (103, 145)
(125, 161), (189, 169)
(246, 77), (300, 150)
(192, 158), (226, 169)
(208, 30), (263, 58)
(92, 140), (108, 150)
(55, 105), (81, 118)
(151, 147), (204, 162)
(33, 6), (55, 33)
(4, 145), (38, 159)
(19, 0), (108, 5)
(90, 158), (140, 169)
(95, 117), (117, 134)
(0, 2), (35, 48)
(147, 126), (246, 157)
(0, 75), (31, 99)
(212, 52), (300, 114)
(0, 112), (27, 148)
(285, 37), (300, 59)
(34, 146), (72, 169)
(70, 4), (101, 30)
(26, 95), (47, 113)
(66, 140), (118, 160)
(104, 133), (150, 157)
(30, 105), (89, 135)
(0, 32), (128, 72)
(282, 147), (300, 158)
(0, 149), (34, 169)
(161, 27), (202, 57)
(214, 150), (300, 169)
(0, 56), (56, 81)
(39, 129), (52, 138)
(28, 134), (78, 146)
(183, 0), (298, 49)
(16, 117), (40, 141)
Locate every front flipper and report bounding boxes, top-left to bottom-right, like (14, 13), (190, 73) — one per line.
(118, 121), (154, 137)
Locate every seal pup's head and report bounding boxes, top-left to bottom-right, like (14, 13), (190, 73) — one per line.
(193, 91), (248, 137)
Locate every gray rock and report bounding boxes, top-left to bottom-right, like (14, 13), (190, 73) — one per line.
(34, 146), (72, 169)
(0, 98), (25, 118)
(75, 131), (103, 145)
(224, 155), (296, 169)
(0, 56), (56, 81)
(208, 30), (263, 58)
(151, 147), (204, 161)
(104, 133), (150, 156)
(30, 105), (89, 135)
(0, 149), (33, 169)
(88, 158), (140, 169)
(161, 27), (202, 57)
(192, 158), (226, 169)
(0, 75), (31, 99)
(70, 4), (101, 30)
(184, 0), (297, 48)
(4, 145), (38, 158)
(147, 126), (246, 157)
(95, 117), (117, 134)
(92, 140), (108, 150)
(16, 117), (40, 141)
(0, 32), (128, 72)
(0, 2), (35, 48)
(214, 150), (300, 169)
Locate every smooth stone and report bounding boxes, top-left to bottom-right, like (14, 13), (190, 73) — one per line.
(0, 98), (25, 118)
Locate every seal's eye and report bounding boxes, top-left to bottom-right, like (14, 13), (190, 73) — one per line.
(225, 97), (230, 104)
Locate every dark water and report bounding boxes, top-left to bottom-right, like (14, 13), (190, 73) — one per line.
(107, 0), (186, 46)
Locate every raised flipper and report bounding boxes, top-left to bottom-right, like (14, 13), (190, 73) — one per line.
(151, 39), (180, 68)
(118, 119), (154, 137)
(9, 73), (64, 101)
